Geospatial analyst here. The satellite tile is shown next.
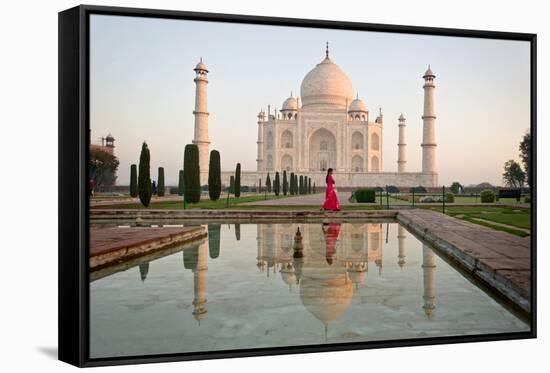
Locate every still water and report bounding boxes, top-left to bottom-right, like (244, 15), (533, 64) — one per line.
(89, 222), (529, 359)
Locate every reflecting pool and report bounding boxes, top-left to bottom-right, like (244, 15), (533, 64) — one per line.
(89, 222), (529, 359)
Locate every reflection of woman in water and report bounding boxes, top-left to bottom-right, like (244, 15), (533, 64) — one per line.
(322, 168), (341, 211)
(322, 223), (341, 264)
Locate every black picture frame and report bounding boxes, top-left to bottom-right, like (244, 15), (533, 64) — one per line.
(58, 4), (537, 368)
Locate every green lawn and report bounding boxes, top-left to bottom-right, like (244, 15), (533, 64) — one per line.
(421, 206), (531, 237)
(93, 194), (382, 211)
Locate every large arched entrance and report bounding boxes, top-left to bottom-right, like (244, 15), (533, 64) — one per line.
(309, 128), (337, 171)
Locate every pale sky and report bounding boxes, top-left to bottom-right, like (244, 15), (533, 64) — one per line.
(90, 14), (530, 186)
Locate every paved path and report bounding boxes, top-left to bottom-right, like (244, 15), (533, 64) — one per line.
(397, 209), (531, 313)
(90, 226), (206, 270)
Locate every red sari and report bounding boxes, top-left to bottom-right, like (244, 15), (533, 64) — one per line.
(325, 223), (341, 260)
(322, 174), (341, 211)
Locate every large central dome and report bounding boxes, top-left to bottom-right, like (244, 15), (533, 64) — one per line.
(300, 55), (353, 110)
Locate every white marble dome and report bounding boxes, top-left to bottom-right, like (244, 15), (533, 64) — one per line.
(282, 95), (298, 111)
(300, 56), (353, 110)
(348, 97), (367, 113)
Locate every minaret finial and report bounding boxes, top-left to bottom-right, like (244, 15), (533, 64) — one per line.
(326, 41), (329, 58)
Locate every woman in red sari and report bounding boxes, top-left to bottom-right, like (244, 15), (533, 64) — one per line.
(322, 168), (341, 211)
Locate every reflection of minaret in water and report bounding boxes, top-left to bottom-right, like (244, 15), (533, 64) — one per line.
(256, 224), (265, 272)
(421, 244), (436, 319)
(397, 226), (406, 269)
(192, 240), (209, 324)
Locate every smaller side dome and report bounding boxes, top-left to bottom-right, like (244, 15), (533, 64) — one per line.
(282, 92), (298, 111)
(398, 113), (406, 121)
(348, 94), (367, 113)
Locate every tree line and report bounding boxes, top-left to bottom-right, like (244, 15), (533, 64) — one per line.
(129, 142), (318, 207)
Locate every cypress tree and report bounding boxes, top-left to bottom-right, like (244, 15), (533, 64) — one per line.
(178, 170), (184, 196)
(157, 167), (165, 197)
(299, 175), (304, 195)
(274, 172), (280, 196)
(183, 144), (201, 203)
(230, 175), (235, 194)
(266, 173), (272, 193)
(138, 142), (152, 207)
(282, 170), (288, 196)
(313, 182), (316, 194)
(129, 164), (138, 197)
(234, 163), (241, 198)
(290, 172), (295, 195)
(208, 150), (221, 201)
(308, 177), (312, 194)
(258, 178), (261, 194)
(294, 174), (298, 195)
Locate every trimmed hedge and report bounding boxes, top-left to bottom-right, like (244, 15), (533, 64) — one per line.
(480, 189), (495, 203)
(129, 164), (138, 197)
(138, 142), (152, 207)
(354, 188), (376, 203)
(410, 186), (427, 193)
(266, 173), (271, 193)
(386, 185), (400, 193)
(234, 163), (241, 198)
(230, 175), (235, 194)
(274, 172), (280, 196)
(444, 193), (455, 203)
(183, 144), (201, 203)
(208, 150), (221, 201)
(178, 170), (184, 196)
(157, 167), (165, 197)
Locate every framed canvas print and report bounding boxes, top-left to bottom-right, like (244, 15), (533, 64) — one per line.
(58, 4), (537, 367)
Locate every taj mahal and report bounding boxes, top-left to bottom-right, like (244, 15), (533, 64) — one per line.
(191, 44), (439, 188)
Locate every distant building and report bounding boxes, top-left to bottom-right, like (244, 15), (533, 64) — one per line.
(90, 133), (116, 155)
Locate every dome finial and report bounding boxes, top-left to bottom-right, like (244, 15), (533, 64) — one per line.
(356, 92), (359, 100)
(326, 41), (329, 58)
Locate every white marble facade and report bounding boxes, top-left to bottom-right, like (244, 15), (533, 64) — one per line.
(256, 47), (383, 175)
(196, 44), (438, 188)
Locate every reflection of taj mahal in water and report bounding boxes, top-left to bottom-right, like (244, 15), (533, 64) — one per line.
(191, 43), (439, 187)
(175, 223), (437, 336)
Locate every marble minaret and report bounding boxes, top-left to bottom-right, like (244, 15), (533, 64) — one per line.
(256, 110), (265, 171)
(421, 66), (437, 175)
(192, 58), (210, 185)
(397, 113), (407, 173)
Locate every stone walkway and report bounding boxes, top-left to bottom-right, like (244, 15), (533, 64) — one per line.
(397, 209), (531, 314)
(90, 226), (206, 270)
